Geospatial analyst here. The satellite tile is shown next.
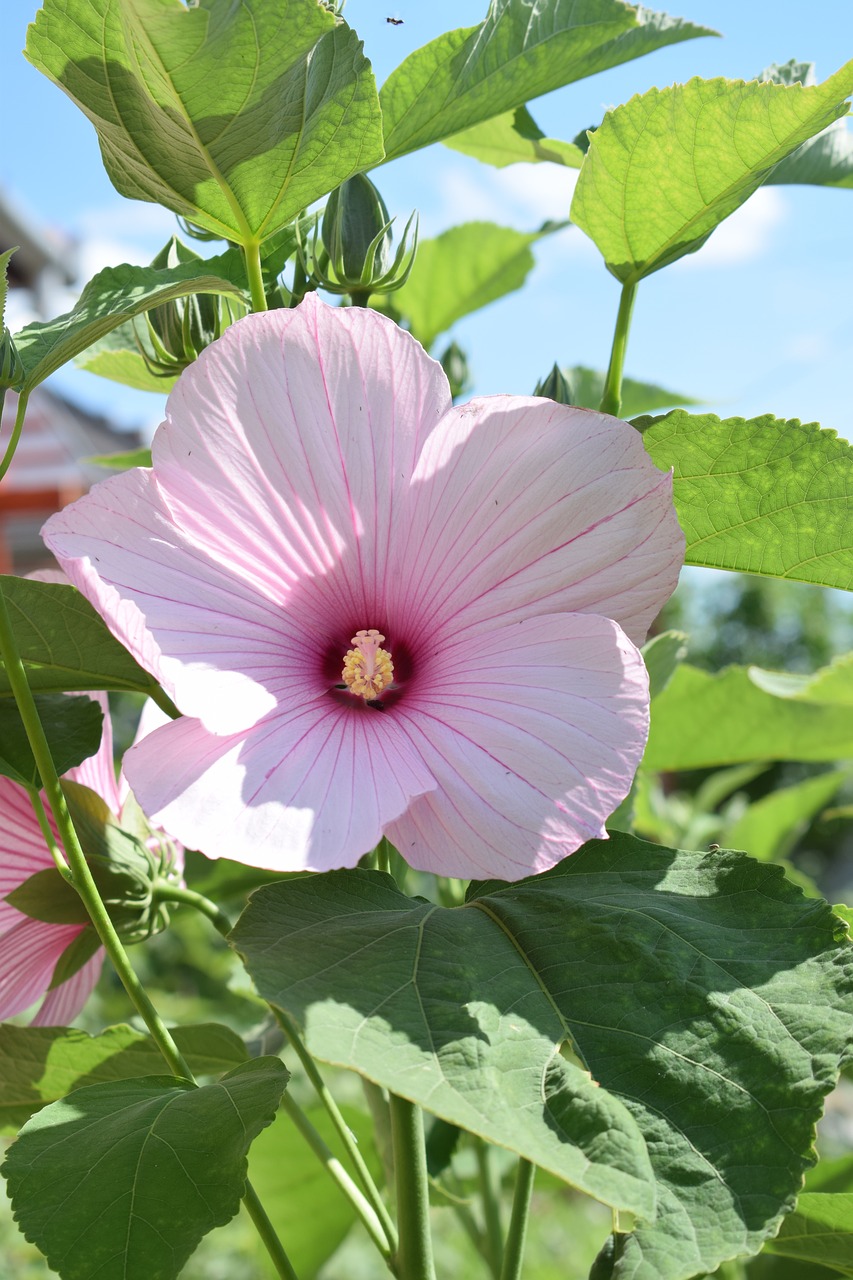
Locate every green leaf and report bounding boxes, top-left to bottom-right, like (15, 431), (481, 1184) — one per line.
(0, 1023), (250, 1133)
(763, 1193), (853, 1274)
(749, 653), (853, 707)
(0, 576), (158, 698)
(247, 1103), (382, 1278)
(641, 629), (689, 699)
(645, 664), (853, 771)
(2, 1058), (287, 1280)
(567, 365), (700, 416)
(89, 446), (155, 470)
(639, 413), (853, 592)
(26, 0), (382, 246)
(77, 322), (178, 393)
(6, 868), (90, 926)
(768, 118), (853, 189)
(15, 256), (246, 391)
(380, 0), (715, 163)
(390, 221), (550, 349)
(726, 772), (848, 862)
(232, 837), (853, 1279)
(571, 62), (853, 281)
(0, 694), (102, 788)
(444, 105), (585, 168)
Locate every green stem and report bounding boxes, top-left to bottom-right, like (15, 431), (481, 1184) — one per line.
(0, 589), (296, 1278)
(499, 1161), (535, 1280)
(156, 884), (398, 1256)
(243, 240), (268, 313)
(148, 683), (181, 721)
(0, 389), (29, 482)
(476, 1140), (504, 1276)
(28, 787), (71, 877)
(389, 1094), (435, 1280)
(599, 279), (638, 417)
(280, 1093), (393, 1263)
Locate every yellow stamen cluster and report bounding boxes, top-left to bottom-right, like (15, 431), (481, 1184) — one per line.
(342, 629), (394, 700)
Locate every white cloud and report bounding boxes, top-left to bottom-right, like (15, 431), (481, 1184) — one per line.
(75, 200), (179, 279)
(674, 187), (787, 270)
(427, 161), (579, 234)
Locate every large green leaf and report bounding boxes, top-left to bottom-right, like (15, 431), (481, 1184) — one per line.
(76, 321), (179, 393)
(0, 576), (158, 699)
(444, 105), (585, 168)
(639, 412), (853, 592)
(390, 221), (550, 349)
(0, 694), (102, 788)
(2, 1058), (288, 1280)
(26, 0), (383, 245)
(0, 1023), (249, 1133)
(761, 60), (853, 191)
(763, 1194), (853, 1274)
(571, 63), (853, 281)
(749, 653), (853, 707)
(247, 1103), (382, 1279)
(645, 664), (853, 771)
(15, 257), (245, 391)
(569, 366), (699, 415)
(726, 772), (848, 864)
(380, 0), (714, 163)
(232, 837), (853, 1280)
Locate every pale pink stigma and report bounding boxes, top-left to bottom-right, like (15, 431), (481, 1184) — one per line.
(342, 629), (394, 700)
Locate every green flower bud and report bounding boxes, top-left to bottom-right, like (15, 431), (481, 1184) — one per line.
(133, 237), (247, 378)
(438, 341), (471, 401)
(0, 326), (24, 394)
(534, 363), (574, 405)
(298, 175), (418, 304)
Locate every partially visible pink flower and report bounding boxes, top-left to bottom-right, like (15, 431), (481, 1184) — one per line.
(45, 296), (683, 881)
(0, 695), (115, 1024)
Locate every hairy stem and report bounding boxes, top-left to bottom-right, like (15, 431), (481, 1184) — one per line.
(390, 1094), (435, 1280)
(499, 1160), (535, 1280)
(599, 279), (638, 418)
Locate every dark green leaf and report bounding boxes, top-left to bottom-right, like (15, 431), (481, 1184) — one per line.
(26, 0), (382, 245)
(444, 105), (585, 168)
(0, 1023), (249, 1133)
(639, 413), (853, 591)
(0, 576), (157, 697)
(390, 221), (552, 349)
(571, 63), (853, 281)
(48, 928), (103, 992)
(6, 868), (89, 925)
(15, 257), (246, 390)
(380, 0), (715, 162)
(0, 694), (102, 788)
(645, 664), (853, 771)
(566, 365), (700, 415)
(2, 1058), (287, 1280)
(232, 837), (853, 1278)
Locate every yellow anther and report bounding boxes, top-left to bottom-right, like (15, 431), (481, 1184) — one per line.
(342, 629), (394, 700)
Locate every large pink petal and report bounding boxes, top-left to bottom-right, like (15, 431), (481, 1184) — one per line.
(391, 396), (683, 648)
(33, 949), (104, 1026)
(0, 915), (86, 1021)
(384, 613), (649, 881)
(44, 298), (451, 732)
(0, 777), (55, 895)
(66, 692), (122, 814)
(124, 703), (436, 872)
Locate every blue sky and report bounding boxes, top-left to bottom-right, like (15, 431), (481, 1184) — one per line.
(2, 0), (852, 440)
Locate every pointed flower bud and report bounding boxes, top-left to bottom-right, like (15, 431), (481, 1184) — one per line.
(133, 237), (247, 378)
(297, 174), (418, 304)
(438, 341), (471, 401)
(0, 247), (25, 413)
(534, 363), (574, 405)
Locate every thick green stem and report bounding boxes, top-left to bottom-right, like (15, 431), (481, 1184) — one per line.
(157, 884), (398, 1257)
(0, 389), (29, 482)
(599, 279), (638, 418)
(499, 1161), (535, 1280)
(243, 240), (268, 313)
(476, 1139), (504, 1276)
(389, 1094), (435, 1280)
(0, 591), (296, 1277)
(280, 1093), (393, 1263)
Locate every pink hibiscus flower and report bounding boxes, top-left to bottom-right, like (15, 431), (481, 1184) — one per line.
(44, 296), (683, 880)
(0, 697), (115, 1024)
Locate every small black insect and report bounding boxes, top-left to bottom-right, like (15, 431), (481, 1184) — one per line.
(386, 16), (404, 24)
(366, 698), (386, 710)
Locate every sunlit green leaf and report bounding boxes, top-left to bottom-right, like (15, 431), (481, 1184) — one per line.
(444, 105), (585, 168)
(639, 412), (853, 592)
(2, 1059), (287, 1280)
(642, 630), (689, 700)
(0, 1023), (249, 1133)
(726, 772), (848, 862)
(571, 62), (853, 281)
(0, 576), (158, 698)
(26, 0), (382, 245)
(233, 837), (853, 1279)
(763, 1193), (853, 1274)
(749, 653), (853, 707)
(380, 0), (714, 162)
(89, 446), (154, 470)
